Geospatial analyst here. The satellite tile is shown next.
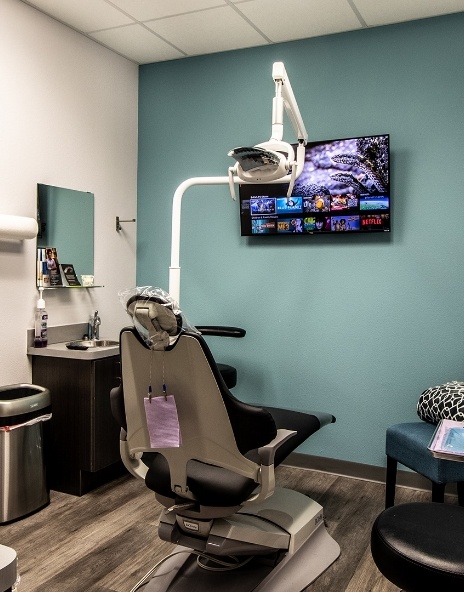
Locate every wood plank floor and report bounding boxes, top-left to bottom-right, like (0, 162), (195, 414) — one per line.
(1, 466), (457, 592)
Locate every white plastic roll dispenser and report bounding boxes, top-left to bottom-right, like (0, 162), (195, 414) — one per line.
(0, 214), (38, 240)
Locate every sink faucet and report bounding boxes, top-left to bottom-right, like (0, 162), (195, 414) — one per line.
(89, 310), (101, 340)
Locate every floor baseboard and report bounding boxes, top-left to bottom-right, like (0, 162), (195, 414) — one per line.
(284, 452), (458, 496)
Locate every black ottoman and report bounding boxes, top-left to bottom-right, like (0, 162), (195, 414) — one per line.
(371, 502), (464, 591)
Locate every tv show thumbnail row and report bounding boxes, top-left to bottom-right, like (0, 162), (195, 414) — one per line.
(250, 213), (390, 234)
(248, 195), (389, 216)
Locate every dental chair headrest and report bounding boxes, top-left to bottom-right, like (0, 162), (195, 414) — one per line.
(126, 296), (182, 350)
(119, 286), (197, 350)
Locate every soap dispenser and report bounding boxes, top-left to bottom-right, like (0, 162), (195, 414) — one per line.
(34, 287), (48, 348)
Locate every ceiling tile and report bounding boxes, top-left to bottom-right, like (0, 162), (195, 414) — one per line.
(23, 0), (133, 32)
(145, 5), (268, 56)
(235, 0), (363, 42)
(108, 0), (226, 22)
(89, 24), (185, 63)
(353, 0), (464, 26)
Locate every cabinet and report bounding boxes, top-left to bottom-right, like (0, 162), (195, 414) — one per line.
(32, 355), (124, 496)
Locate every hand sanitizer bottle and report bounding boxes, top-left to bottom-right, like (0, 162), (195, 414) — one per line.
(34, 287), (48, 347)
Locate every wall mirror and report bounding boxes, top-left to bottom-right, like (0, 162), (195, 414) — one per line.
(37, 184), (94, 286)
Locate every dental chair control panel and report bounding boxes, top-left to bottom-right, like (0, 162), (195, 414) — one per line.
(111, 287), (339, 591)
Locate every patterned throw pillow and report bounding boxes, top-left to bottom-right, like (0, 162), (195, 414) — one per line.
(417, 381), (464, 424)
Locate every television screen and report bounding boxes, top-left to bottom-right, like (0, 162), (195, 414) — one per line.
(239, 134), (390, 236)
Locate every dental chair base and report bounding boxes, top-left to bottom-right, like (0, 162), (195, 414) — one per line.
(143, 488), (339, 591)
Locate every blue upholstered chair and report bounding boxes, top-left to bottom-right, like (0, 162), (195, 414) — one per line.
(385, 421), (464, 507)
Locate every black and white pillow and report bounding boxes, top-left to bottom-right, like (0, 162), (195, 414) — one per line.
(417, 381), (464, 424)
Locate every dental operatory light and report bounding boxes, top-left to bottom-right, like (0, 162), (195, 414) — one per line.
(228, 62), (308, 199)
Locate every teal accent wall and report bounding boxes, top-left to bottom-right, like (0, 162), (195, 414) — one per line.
(137, 14), (464, 468)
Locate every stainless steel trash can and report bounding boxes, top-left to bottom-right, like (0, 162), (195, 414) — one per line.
(0, 384), (51, 523)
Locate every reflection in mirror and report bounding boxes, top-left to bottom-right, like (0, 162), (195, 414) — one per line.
(37, 184), (94, 284)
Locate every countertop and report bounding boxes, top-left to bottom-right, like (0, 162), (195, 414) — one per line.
(27, 323), (119, 360)
(27, 341), (119, 360)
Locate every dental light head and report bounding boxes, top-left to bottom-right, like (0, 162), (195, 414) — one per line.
(228, 62), (308, 199)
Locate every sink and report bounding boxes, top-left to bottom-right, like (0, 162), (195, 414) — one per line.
(66, 339), (119, 350)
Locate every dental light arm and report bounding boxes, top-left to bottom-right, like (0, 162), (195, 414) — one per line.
(169, 176), (239, 304)
(228, 62), (308, 199)
(271, 61), (307, 144)
(169, 63), (308, 305)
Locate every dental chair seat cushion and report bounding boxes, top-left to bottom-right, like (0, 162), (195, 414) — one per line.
(144, 453), (258, 507)
(371, 502), (464, 591)
(143, 406), (323, 507)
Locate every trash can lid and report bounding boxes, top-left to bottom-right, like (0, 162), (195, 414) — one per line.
(0, 384), (50, 418)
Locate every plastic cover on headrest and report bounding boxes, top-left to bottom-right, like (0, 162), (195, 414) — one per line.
(118, 286), (198, 350)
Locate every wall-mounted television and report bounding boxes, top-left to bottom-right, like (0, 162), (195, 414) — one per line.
(239, 134), (390, 236)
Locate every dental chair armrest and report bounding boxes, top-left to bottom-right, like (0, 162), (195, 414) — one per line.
(247, 429), (297, 505)
(257, 429), (297, 466)
(119, 429), (148, 481)
(196, 326), (246, 338)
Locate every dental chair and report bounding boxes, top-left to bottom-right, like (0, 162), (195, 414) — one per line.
(111, 288), (340, 591)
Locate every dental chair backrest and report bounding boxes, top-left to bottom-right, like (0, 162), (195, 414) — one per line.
(119, 293), (279, 512)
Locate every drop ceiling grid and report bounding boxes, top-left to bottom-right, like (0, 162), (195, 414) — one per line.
(20, 0), (464, 64)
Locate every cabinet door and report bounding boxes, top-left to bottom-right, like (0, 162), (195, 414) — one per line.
(32, 356), (91, 493)
(84, 356), (121, 472)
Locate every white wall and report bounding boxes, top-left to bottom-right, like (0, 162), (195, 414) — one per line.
(0, 0), (138, 385)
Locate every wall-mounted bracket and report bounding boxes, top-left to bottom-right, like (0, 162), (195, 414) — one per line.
(116, 217), (136, 231)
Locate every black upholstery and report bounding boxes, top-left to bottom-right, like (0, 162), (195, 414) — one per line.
(195, 326), (246, 338)
(216, 363), (237, 389)
(371, 502), (464, 591)
(144, 454), (258, 507)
